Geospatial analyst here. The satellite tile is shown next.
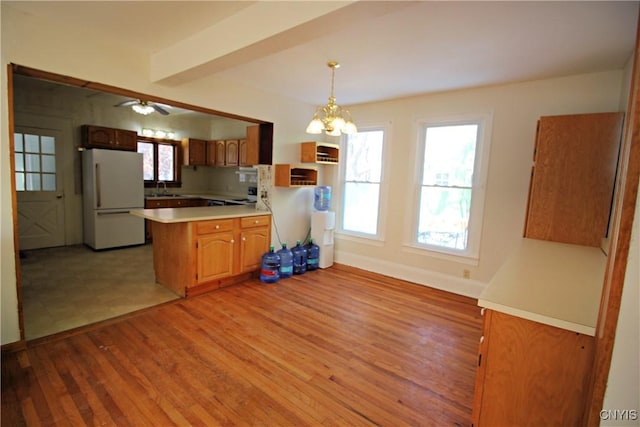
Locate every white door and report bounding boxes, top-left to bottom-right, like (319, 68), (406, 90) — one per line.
(15, 128), (65, 250)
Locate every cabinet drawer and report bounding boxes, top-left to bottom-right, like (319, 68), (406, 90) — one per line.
(240, 215), (270, 228)
(196, 219), (234, 235)
(145, 200), (171, 208)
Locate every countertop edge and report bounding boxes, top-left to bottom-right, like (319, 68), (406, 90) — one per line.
(478, 299), (596, 336)
(130, 206), (270, 223)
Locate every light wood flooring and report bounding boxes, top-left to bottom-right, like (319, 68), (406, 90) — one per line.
(2, 265), (483, 426)
(20, 244), (179, 340)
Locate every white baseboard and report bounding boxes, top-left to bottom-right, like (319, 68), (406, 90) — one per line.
(334, 249), (486, 299)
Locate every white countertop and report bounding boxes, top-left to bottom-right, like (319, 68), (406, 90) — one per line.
(130, 205), (269, 223)
(478, 238), (606, 336)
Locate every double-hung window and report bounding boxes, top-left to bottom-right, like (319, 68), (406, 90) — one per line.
(137, 137), (181, 186)
(413, 114), (491, 259)
(340, 128), (385, 238)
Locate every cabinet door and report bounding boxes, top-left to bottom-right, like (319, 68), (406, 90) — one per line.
(524, 112), (623, 246)
(83, 125), (115, 149)
(240, 228), (270, 272)
(242, 125), (260, 165)
(196, 232), (235, 283)
(474, 310), (594, 427)
(214, 140), (226, 166)
(206, 140), (217, 166)
(226, 139), (239, 166)
(115, 129), (137, 151)
(183, 138), (207, 166)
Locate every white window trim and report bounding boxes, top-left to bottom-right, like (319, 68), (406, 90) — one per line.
(403, 111), (493, 261)
(335, 123), (392, 242)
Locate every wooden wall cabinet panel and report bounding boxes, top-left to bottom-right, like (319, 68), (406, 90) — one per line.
(214, 140), (226, 166)
(182, 138), (207, 166)
(241, 125), (260, 166)
(225, 139), (239, 166)
(82, 125), (137, 151)
(524, 112), (624, 246)
(472, 310), (595, 427)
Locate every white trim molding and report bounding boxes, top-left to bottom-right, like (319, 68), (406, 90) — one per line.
(334, 249), (486, 299)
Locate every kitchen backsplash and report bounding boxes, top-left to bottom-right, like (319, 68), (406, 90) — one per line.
(180, 165), (252, 196)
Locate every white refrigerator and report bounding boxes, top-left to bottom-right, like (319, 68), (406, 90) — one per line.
(82, 149), (145, 250)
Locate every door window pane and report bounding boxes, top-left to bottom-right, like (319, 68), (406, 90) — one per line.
(41, 136), (55, 154)
(42, 174), (56, 191)
(26, 173), (41, 191)
(14, 132), (57, 192)
(25, 134), (39, 152)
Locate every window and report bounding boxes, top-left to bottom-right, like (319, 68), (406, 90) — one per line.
(14, 132), (57, 192)
(340, 129), (385, 237)
(414, 115), (491, 259)
(137, 138), (181, 185)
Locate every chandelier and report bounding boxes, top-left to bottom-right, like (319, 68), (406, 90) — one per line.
(306, 61), (357, 136)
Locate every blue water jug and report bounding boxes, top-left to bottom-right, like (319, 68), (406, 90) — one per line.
(277, 243), (294, 278)
(292, 240), (308, 274)
(305, 238), (320, 271)
(260, 246), (281, 283)
(314, 186), (332, 211)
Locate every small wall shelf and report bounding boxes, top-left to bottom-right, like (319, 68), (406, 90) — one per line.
(274, 164), (318, 187)
(300, 141), (340, 164)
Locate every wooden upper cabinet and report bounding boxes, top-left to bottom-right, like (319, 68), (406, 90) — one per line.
(241, 125), (260, 166)
(82, 125), (137, 151)
(225, 139), (239, 166)
(524, 112), (624, 246)
(214, 140), (226, 166)
(182, 138), (207, 166)
(206, 140), (217, 166)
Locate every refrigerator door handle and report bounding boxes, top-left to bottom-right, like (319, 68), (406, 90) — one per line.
(95, 163), (101, 208)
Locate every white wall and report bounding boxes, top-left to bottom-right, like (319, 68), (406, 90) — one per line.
(338, 71), (624, 297)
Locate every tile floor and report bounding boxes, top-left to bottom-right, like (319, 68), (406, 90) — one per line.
(20, 244), (179, 340)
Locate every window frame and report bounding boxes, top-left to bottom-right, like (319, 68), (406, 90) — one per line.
(137, 137), (182, 188)
(406, 112), (493, 262)
(336, 124), (390, 242)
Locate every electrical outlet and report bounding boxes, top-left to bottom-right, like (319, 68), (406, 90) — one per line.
(463, 269), (471, 279)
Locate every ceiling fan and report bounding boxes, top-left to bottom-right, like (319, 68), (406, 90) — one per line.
(114, 99), (170, 116)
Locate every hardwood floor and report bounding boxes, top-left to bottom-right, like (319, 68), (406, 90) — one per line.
(2, 265), (482, 426)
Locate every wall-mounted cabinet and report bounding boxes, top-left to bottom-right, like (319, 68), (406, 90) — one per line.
(274, 164), (318, 187)
(82, 125), (137, 151)
(241, 125), (260, 166)
(181, 138), (207, 166)
(300, 141), (340, 164)
(524, 112), (623, 246)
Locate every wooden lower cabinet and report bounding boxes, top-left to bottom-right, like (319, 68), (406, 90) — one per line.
(472, 309), (595, 427)
(152, 214), (271, 297)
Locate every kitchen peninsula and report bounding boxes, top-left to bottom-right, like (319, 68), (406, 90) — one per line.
(131, 205), (271, 297)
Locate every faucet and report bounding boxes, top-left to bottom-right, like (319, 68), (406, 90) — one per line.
(156, 180), (167, 195)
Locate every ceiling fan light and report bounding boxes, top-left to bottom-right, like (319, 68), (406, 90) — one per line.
(132, 104), (154, 115)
